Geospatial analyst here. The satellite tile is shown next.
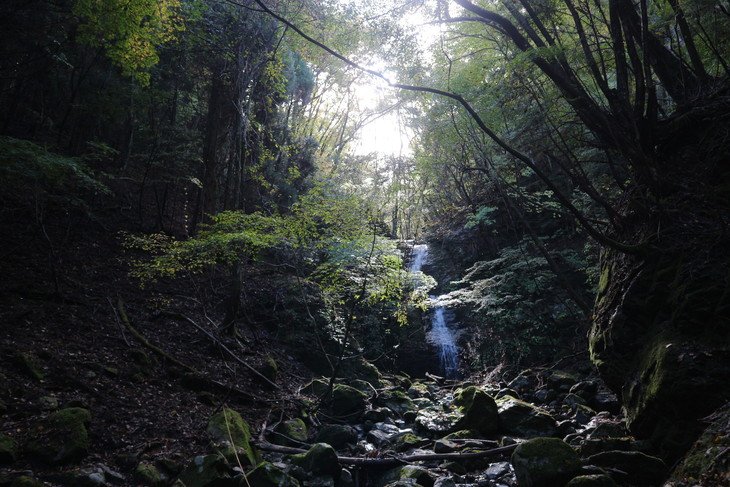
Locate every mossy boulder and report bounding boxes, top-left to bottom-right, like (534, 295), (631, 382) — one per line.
(511, 437), (582, 487)
(587, 450), (667, 486)
(273, 418), (308, 447)
(176, 454), (231, 487)
(453, 386), (499, 435)
(497, 396), (558, 438)
(291, 443), (341, 479)
(565, 475), (618, 487)
(134, 462), (165, 487)
(246, 462), (300, 487)
(25, 407), (91, 465)
(378, 465), (434, 487)
(206, 408), (258, 466)
(393, 433), (429, 452)
(301, 378), (329, 397)
(377, 390), (416, 415)
(259, 355), (278, 384)
(330, 384), (368, 419)
(314, 424), (358, 450)
(14, 353), (44, 381)
(0, 433), (19, 464)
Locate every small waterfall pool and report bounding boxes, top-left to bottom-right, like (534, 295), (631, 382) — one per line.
(409, 244), (460, 379)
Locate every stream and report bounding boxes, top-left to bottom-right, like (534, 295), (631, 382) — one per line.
(409, 244), (460, 379)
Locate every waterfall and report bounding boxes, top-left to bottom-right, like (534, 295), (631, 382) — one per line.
(409, 243), (460, 379)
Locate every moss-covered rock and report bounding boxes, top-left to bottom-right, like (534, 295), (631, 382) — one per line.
(378, 465), (433, 487)
(587, 450), (666, 486)
(206, 408), (258, 466)
(259, 355), (278, 384)
(313, 424), (358, 450)
(377, 390), (416, 415)
(0, 433), (19, 464)
(393, 433), (428, 452)
(246, 462), (300, 487)
(453, 386), (499, 435)
(273, 418), (308, 447)
(511, 437), (581, 487)
(134, 462), (165, 487)
(330, 384), (368, 419)
(301, 378), (329, 397)
(14, 353), (44, 381)
(291, 443), (341, 479)
(564, 474), (618, 487)
(9, 476), (45, 487)
(497, 396), (558, 438)
(176, 454), (231, 487)
(25, 407), (91, 465)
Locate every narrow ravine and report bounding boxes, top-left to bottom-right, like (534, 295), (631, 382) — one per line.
(410, 243), (460, 379)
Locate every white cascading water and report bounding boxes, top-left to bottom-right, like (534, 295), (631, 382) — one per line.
(409, 244), (460, 379)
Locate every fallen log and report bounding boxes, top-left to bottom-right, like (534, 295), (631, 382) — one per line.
(254, 439), (517, 466)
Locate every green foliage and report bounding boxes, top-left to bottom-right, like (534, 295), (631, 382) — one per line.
(73, 0), (184, 85)
(0, 136), (108, 202)
(442, 241), (587, 365)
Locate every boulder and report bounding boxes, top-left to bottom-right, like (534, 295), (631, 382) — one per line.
(206, 408), (258, 466)
(587, 450), (667, 486)
(0, 433), (19, 464)
(453, 386), (499, 435)
(259, 355), (278, 385)
(547, 370), (579, 392)
(377, 390), (416, 415)
(511, 437), (582, 487)
(497, 396), (558, 438)
(415, 406), (463, 435)
(246, 462), (300, 487)
(314, 424), (357, 450)
(273, 418), (308, 447)
(564, 474), (618, 487)
(291, 443), (341, 479)
(176, 454), (232, 487)
(25, 407), (91, 465)
(379, 465), (434, 487)
(331, 384), (368, 419)
(393, 433), (429, 452)
(134, 463), (166, 487)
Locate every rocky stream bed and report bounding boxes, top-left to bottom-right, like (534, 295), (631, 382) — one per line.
(2, 364), (700, 487)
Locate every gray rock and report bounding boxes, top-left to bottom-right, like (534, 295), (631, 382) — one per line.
(497, 396), (558, 438)
(511, 437), (582, 487)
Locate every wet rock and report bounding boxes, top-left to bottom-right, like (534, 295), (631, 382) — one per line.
(453, 386), (499, 435)
(25, 407), (91, 465)
(177, 454), (232, 487)
(484, 461), (512, 479)
(291, 443), (341, 479)
(587, 421), (626, 439)
(511, 437), (582, 487)
(274, 418), (308, 447)
(314, 424), (357, 450)
(433, 439), (459, 453)
(415, 406), (463, 436)
(0, 433), (19, 464)
(587, 450), (667, 486)
(206, 408), (258, 466)
(497, 396), (558, 438)
(246, 462), (300, 487)
(564, 474), (618, 487)
(407, 382), (432, 399)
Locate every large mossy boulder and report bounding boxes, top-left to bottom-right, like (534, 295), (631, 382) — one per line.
(511, 437), (582, 487)
(291, 443), (341, 479)
(206, 408), (258, 466)
(590, 248), (730, 462)
(330, 384), (368, 419)
(453, 386), (499, 435)
(273, 418), (308, 447)
(25, 407), (91, 465)
(497, 396), (558, 438)
(246, 462), (300, 487)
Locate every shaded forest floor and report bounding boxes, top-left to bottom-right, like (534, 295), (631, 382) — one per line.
(0, 206), (312, 481)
